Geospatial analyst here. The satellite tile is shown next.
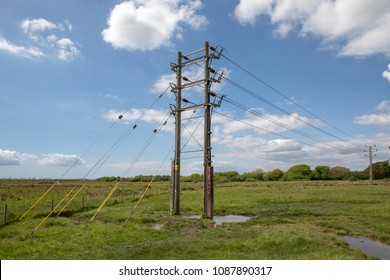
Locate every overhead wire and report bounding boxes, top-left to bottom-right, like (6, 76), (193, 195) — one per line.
(213, 110), (332, 152)
(31, 87), (170, 229)
(125, 144), (174, 223)
(221, 53), (365, 148)
(186, 53), (361, 154)
(181, 66), (360, 153)
(223, 96), (360, 154)
(85, 88), (169, 180)
(125, 103), (206, 220)
(181, 110), (204, 152)
(90, 111), (172, 221)
(222, 76), (361, 151)
(20, 93), (145, 221)
(177, 63), (357, 156)
(125, 99), (215, 220)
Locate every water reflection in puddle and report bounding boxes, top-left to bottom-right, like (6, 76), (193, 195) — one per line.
(214, 215), (251, 225)
(336, 236), (390, 260)
(152, 224), (163, 230)
(184, 214), (251, 225)
(152, 215), (251, 231)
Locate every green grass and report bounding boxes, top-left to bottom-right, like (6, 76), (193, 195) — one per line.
(1, 180), (389, 259)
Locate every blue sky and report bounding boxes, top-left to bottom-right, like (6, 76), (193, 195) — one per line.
(1, 0), (389, 179)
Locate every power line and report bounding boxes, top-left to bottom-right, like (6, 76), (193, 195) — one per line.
(20, 91), (156, 221)
(176, 67), (360, 154)
(222, 76), (362, 151)
(85, 88), (169, 180)
(213, 111), (333, 152)
(223, 96), (359, 154)
(221, 53), (365, 148)
(25, 87), (170, 227)
(90, 111), (172, 221)
(185, 52), (362, 151)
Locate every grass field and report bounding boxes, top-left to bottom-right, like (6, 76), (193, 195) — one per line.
(1, 180), (390, 259)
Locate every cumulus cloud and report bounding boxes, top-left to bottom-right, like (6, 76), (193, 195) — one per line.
(354, 100), (390, 128)
(38, 153), (83, 167)
(0, 37), (44, 58)
(0, 149), (37, 166)
(102, 0), (207, 51)
(234, 0), (273, 25)
(0, 18), (80, 61)
(234, 0), (390, 57)
(21, 18), (58, 38)
(354, 113), (390, 128)
(383, 64), (390, 82)
(56, 38), (80, 61)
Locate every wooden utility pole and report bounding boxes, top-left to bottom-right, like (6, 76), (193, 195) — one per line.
(171, 52), (182, 215)
(170, 42), (224, 218)
(203, 41), (213, 218)
(365, 145), (376, 184)
(368, 145), (373, 184)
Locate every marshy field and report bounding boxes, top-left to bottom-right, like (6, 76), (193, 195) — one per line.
(1, 179), (390, 259)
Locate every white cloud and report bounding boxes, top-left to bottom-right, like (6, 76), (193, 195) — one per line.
(377, 100), (390, 111)
(56, 38), (80, 61)
(207, 107), (372, 172)
(103, 108), (169, 124)
(234, 0), (390, 57)
(38, 153), (83, 167)
(21, 18), (58, 40)
(152, 73), (176, 93)
(212, 131), (371, 173)
(0, 18), (80, 61)
(354, 113), (390, 128)
(234, 0), (273, 25)
(354, 100), (390, 128)
(337, 14), (390, 57)
(0, 37), (44, 58)
(0, 149), (37, 166)
(222, 112), (314, 135)
(383, 64), (390, 82)
(102, 0), (207, 51)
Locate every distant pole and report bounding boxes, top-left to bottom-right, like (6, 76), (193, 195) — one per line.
(368, 145), (373, 184)
(3, 204), (7, 225)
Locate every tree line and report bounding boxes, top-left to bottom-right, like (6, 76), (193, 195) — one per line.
(97, 160), (390, 183)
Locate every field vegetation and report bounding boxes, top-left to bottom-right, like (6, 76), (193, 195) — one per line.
(1, 177), (390, 260)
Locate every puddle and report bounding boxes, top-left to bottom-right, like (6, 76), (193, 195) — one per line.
(152, 215), (251, 230)
(336, 236), (390, 260)
(152, 224), (163, 230)
(213, 215), (251, 225)
(184, 214), (251, 225)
